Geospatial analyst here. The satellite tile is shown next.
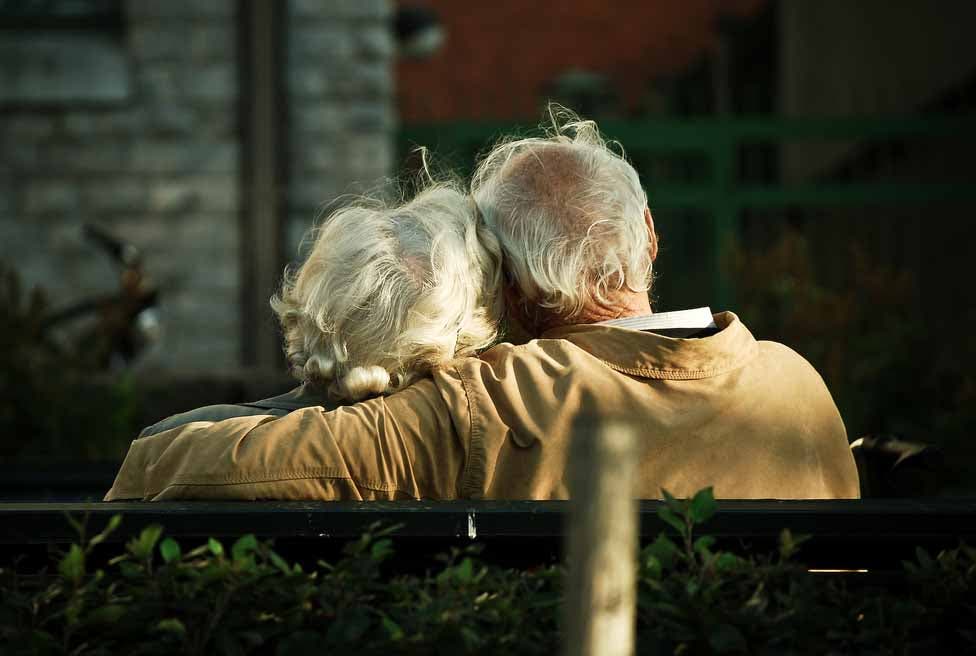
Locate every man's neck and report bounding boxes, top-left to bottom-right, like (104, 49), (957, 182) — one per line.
(535, 291), (652, 333)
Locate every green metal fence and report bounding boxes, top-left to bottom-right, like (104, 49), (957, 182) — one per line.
(398, 116), (976, 309)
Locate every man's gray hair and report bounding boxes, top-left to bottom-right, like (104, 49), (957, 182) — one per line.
(271, 182), (502, 401)
(471, 106), (652, 318)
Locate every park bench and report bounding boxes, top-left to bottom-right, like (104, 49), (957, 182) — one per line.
(1, 497), (974, 573)
(1, 432), (969, 572)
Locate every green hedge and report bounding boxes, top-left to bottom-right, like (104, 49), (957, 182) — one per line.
(2, 491), (974, 655)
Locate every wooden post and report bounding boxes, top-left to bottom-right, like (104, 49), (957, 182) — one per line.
(564, 421), (638, 656)
(238, 0), (286, 371)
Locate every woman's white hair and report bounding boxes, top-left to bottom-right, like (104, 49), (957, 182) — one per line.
(271, 181), (502, 402)
(471, 105), (652, 318)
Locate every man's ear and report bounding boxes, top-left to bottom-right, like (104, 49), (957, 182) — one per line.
(644, 207), (658, 262)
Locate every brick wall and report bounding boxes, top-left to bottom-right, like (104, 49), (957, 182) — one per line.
(395, 0), (764, 121)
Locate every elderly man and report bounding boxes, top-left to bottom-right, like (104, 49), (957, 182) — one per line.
(107, 110), (859, 501)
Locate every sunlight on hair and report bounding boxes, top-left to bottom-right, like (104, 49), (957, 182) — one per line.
(471, 103), (653, 319)
(271, 163), (503, 401)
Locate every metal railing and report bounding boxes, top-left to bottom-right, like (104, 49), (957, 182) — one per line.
(399, 115), (976, 308)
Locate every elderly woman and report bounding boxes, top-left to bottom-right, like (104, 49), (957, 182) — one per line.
(138, 181), (502, 437)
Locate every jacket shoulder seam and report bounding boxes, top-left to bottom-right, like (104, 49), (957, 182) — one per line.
(597, 342), (759, 379)
(453, 362), (485, 499)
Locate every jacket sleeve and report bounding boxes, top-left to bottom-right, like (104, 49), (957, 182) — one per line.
(138, 404), (288, 438)
(104, 378), (466, 501)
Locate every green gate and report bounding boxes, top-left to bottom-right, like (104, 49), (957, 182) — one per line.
(398, 116), (976, 311)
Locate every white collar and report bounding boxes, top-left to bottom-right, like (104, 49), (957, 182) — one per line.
(596, 307), (716, 332)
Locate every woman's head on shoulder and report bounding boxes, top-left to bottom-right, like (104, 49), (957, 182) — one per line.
(272, 174), (502, 402)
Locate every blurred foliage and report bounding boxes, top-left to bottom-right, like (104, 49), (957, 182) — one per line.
(0, 263), (140, 464)
(1, 488), (974, 654)
(731, 230), (976, 492)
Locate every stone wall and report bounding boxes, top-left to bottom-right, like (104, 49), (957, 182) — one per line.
(0, 0), (395, 374)
(285, 0), (395, 259)
(0, 0), (241, 372)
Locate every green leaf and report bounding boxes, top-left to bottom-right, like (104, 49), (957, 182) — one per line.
(657, 506), (685, 534)
(456, 557), (474, 583)
(461, 626), (481, 648)
(65, 596), (83, 626)
(160, 538), (182, 563)
(59, 544), (85, 585)
(778, 529), (810, 560)
(643, 553), (662, 579)
(269, 550), (292, 575)
(370, 538), (394, 562)
(915, 546), (935, 570)
(231, 534), (258, 561)
(127, 525), (163, 561)
(660, 488), (684, 514)
(88, 515), (122, 551)
(646, 535), (678, 569)
(381, 616), (405, 641)
(208, 537), (225, 558)
(689, 487), (717, 524)
(693, 535), (716, 555)
(184, 545), (211, 559)
(714, 552), (740, 572)
(155, 618), (186, 636)
(85, 604), (126, 625)
(65, 514), (86, 541)
(118, 561), (142, 578)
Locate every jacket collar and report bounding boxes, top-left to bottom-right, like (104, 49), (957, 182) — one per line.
(540, 311), (758, 380)
(242, 384), (335, 411)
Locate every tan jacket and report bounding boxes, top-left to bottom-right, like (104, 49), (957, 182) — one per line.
(106, 312), (859, 501)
